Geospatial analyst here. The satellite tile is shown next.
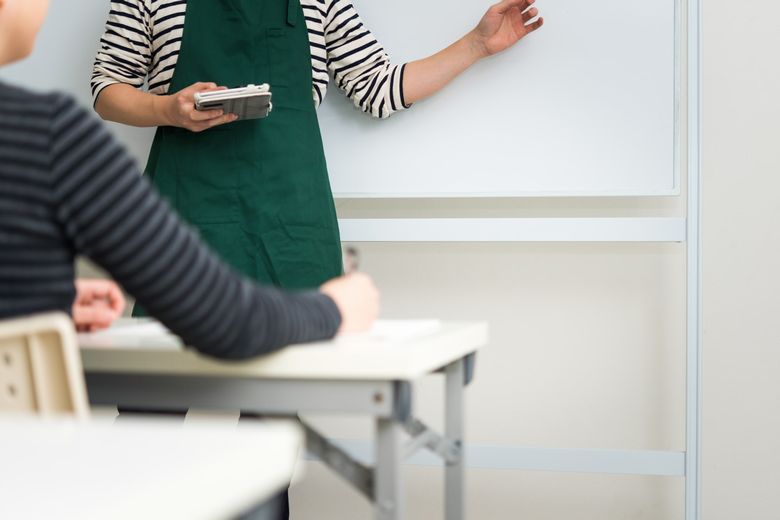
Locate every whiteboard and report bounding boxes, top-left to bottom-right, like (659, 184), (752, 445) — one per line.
(319, 0), (679, 197)
(2, 0), (678, 198)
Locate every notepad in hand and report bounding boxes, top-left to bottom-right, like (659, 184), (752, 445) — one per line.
(195, 84), (272, 121)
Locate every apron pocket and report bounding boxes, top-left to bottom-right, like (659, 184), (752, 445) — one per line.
(267, 26), (311, 90)
(261, 224), (343, 289)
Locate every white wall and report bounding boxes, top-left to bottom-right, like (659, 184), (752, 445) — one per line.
(701, 0), (780, 518)
(289, 212), (687, 519)
(287, 0), (780, 518)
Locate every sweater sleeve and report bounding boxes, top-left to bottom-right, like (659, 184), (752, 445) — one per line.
(48, 95), (341, 359)
(324, 0), (410, 119)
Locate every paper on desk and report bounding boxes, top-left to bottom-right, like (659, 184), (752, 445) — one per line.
(88, 319), (441, 344)
(89, 319), (174, 338)
(340, 320), (442, 342)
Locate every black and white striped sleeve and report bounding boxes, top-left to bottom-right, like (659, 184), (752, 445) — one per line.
(324, 0), (409, 119)
(91, 0), (152, 104)
(48, 95), (341, 359)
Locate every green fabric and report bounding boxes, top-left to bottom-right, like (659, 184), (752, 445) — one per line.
(140, 0), (342, 311)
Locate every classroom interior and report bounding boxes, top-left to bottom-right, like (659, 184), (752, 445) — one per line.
(1, 0), (778, 519)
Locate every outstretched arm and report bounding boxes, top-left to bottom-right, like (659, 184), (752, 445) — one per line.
(329, 0), (542, 118)
(403, 0), (543, 104)
(323, 0), (409, 118)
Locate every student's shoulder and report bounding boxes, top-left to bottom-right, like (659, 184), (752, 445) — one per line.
(0, 81), (82, 117)
(0, 82), (101, 150)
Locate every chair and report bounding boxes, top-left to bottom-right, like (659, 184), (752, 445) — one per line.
(0, 313), (89, 418)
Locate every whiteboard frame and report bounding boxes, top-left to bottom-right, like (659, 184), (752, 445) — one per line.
(338, 218), (686, 242)
(337, 0), (701, 518)
(330, 0), (683, 199)
(685, 0), (702, 518)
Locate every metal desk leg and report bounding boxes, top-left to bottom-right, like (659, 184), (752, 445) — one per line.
(375, 417), (403, 520)
(445, 359), (465, 520)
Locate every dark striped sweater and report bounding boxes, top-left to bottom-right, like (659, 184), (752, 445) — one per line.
(0, 82), (341, 359)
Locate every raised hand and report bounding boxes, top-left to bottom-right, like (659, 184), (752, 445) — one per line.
(471, 0), (544, 58)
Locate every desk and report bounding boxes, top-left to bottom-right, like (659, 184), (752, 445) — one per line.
(80, 320), (487, 520)
(0, 417), (301, 520)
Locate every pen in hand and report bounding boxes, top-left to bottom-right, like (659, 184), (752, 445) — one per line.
(343, 246), (360, 275)
(322, 246), (379, 333)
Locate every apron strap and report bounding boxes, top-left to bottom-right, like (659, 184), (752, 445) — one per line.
(287, 0), (299, 26)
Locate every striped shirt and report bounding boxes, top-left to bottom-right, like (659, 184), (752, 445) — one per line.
(91, 0), (409, 118)
(0, 82), (341, 360)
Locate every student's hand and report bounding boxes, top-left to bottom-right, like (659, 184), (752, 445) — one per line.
(72, 279), (126, 332)
(320, 273), (380, 334)
(469, 0), (544, 59)
(162, 82), (238, 132)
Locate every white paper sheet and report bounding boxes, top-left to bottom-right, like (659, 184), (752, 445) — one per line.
(341, 320), (442, 342)
(90, 319), (173, 338)
(87, 319), (441, 344)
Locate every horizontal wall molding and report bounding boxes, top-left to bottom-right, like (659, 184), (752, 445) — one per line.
(309, 441), (686, 477)
(338, 218), (686, 243)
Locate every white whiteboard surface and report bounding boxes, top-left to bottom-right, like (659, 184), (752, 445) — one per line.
(319, 0), (679, 197)
(1, 0), (678, 198)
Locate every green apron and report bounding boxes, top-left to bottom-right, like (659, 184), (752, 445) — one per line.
(140, 0), (342, 313)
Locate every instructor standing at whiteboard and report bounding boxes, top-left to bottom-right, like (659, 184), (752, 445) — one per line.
(91, 0), (543, 293)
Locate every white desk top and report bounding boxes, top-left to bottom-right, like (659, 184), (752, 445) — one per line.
(79, 319), (488, 381)
(0, 417), (301, 520)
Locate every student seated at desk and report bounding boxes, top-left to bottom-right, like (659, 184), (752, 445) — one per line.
(0, 0), (379, 358)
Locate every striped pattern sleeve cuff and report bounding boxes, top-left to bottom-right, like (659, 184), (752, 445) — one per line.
(90, 0), (152, 104)
(325, 0), (410, 119)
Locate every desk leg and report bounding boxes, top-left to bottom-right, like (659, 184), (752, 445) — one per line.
(445, 359), (465, 520)
(375, 418), (403, 520)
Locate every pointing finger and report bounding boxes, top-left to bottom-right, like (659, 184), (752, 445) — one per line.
(525, 16), (544, 32)
(522, 7), (539, 22)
